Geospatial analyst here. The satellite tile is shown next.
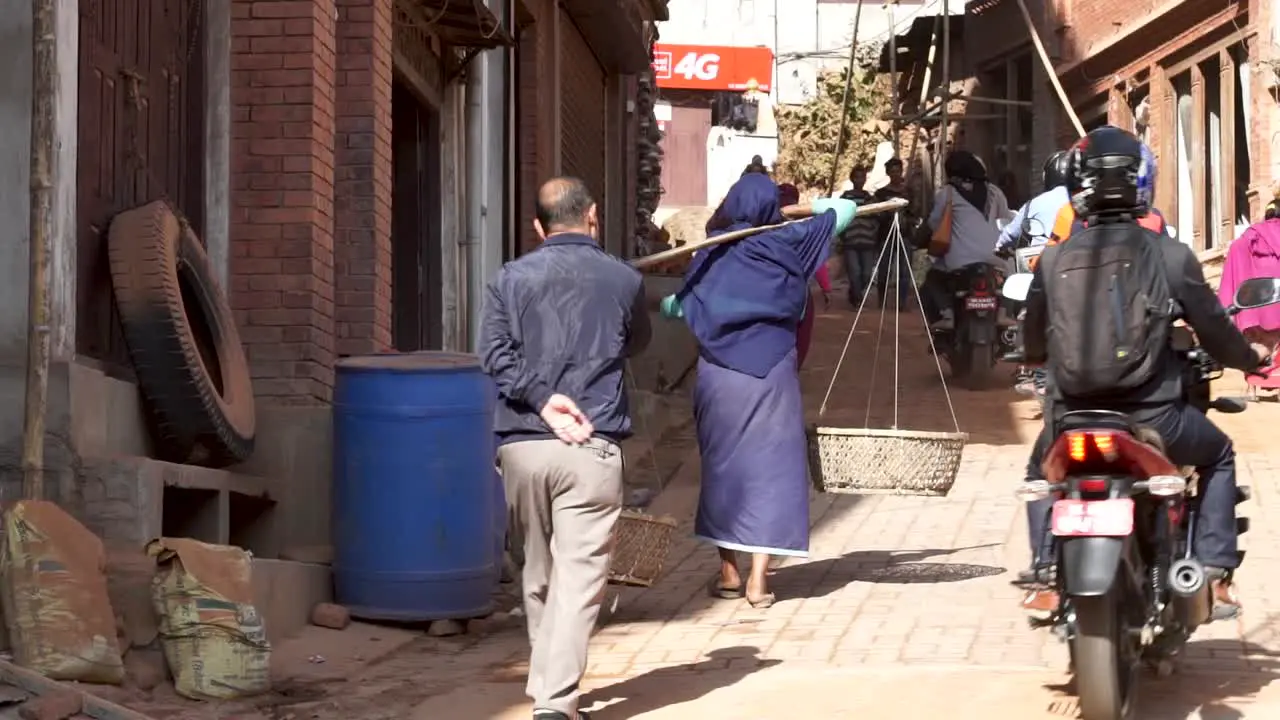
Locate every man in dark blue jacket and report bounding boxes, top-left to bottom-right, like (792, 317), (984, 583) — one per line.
(480, 176), (650, 720)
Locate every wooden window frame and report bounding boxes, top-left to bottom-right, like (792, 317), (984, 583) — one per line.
(1152, 35), (1243, 252)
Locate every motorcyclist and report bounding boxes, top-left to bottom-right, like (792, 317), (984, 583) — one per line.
(1044, 141), (1172, 242)
(995, 150), (1070, 256)
(1018, 136), (1170, 587)
(1017, 126), (1270, 616)
(918, 150), (1008, 329)
(996, 151), (1070, 399)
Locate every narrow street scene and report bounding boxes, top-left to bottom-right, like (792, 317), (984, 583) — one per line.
(0, 0), (1279, 718)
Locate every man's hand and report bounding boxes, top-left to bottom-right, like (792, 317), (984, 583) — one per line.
(540, 394), (594, 444)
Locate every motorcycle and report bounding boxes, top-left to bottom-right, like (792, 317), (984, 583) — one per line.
(999, 273), (1280, 720)
(995, 217), (1049, 408)
(933, 262), (1008, 391)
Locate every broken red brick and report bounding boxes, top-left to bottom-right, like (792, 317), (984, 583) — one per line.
(310, 603), (351, 630)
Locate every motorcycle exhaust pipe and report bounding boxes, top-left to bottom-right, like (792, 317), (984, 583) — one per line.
(1168, 558), (1207, 597)
(1168, 558), (1212, 626)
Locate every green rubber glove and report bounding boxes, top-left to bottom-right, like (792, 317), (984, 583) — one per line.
(810, 197), (859, 236)
(660, 294), (684, 319)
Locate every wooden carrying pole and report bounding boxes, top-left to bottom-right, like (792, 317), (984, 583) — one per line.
(23, 0), (56, 500)
(631, 198), (909, 271)
(1012, 0), (1085, 137)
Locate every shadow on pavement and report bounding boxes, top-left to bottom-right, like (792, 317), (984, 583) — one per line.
(769, 545), (1005, 600)
(1043, 640), (1280, 719)
(583, 647), (780, 719)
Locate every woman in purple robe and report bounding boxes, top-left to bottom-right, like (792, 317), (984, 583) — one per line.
(663, 174), (856, 607)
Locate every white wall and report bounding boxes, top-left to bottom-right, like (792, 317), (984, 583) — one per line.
(659, 0), (948, 105)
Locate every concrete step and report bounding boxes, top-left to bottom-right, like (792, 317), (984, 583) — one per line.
(77, 455), (276, 549)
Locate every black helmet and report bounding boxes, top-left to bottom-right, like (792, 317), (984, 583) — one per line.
(1042, 150), (1069, 190)
(944, 150), (986, 182)
(1066, 125), (1144, 217)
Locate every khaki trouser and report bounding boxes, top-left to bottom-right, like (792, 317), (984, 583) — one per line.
(498, 437), (623, 717)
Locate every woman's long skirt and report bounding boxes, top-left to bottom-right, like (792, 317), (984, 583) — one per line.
(692, 349), (810, 557)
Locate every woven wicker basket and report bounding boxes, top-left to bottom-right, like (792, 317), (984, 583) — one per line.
(808, 427), (968, 496)
(608, 510), (678, 587)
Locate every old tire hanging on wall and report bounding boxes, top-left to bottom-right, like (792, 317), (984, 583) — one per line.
(107, 200), (255, 467)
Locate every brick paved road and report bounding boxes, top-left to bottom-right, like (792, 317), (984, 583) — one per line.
(211, 307), (1279, 720)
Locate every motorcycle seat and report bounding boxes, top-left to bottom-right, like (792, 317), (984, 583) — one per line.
(1058, 409), (1137, 435)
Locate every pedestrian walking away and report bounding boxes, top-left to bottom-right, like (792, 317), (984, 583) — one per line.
(480, 177), (652, 720)
(660, 173), (857, 608)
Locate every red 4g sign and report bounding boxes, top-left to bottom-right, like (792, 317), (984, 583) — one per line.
(652, 44), (773, 92)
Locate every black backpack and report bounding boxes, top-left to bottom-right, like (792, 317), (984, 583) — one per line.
(1041, 221), (1174, 398)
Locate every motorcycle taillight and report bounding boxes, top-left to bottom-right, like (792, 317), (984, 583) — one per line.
(1076, 477), (1110, 493)
(973, 277), (988, 292)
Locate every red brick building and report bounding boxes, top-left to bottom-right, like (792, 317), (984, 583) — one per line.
(227, 0), (667, 407)
(962, 0), (1275, 250)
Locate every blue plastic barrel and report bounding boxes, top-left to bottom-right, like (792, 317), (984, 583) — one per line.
(333, 352), (497, 621)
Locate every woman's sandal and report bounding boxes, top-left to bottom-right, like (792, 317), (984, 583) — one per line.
(746, 592), (776, 609)
(708, 578), (745, 599)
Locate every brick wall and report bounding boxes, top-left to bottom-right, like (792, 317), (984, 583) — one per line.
(1058, 0), (1164, 64)
(229, 0), (338, 404)
(334, 0), (395, 356)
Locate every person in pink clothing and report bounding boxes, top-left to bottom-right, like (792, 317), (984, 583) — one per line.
(1218, 197), (1280, 395)
(778, 183), (831, 368)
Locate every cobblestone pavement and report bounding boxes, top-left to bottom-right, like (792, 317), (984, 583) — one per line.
(155, 307), (1280, 719)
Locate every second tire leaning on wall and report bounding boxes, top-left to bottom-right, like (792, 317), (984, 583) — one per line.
(107, 200), (255, 467)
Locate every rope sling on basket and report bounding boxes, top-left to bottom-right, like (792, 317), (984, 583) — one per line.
(808, 212), (968, 496)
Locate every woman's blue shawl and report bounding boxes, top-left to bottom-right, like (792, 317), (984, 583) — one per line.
(677, 174), (836, 378)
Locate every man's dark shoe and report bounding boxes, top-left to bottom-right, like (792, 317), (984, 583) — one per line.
(1014, 566), (1053, 586)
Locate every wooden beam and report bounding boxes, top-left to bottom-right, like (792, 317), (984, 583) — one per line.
(1151, 63), (1177, 219)
(1219, 48), (1237, 248)
(1004, 60), (1017, 173)
(1072, 6), (1249, 99)
(1190, 62), (1207, 252)
(1013, 0), (1084, 137)
(952, 94), (1034, 107)
(1107, 85), (1133, 131)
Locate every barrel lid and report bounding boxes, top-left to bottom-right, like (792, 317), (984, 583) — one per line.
(336, 352), (481, 373)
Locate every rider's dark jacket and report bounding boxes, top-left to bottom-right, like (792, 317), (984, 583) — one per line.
(1022, 219), (1257, 407)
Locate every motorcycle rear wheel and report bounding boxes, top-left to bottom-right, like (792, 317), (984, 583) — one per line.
(1071, 591), (1137, 719)
(964, 343), (992, 391)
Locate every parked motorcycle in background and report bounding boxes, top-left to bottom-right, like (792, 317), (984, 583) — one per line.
(995, 217), (1048, 408)
(1000, 273), (1280, 720)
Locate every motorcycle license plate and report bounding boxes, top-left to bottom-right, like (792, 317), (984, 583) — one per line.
(1051, 499), (1134, 537)
(966, 296), (998, 310)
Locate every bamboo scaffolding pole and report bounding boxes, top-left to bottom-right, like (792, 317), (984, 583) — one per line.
(631, 198), (909, 271)
(938, 0), (950, 183)
(888, 1), (899, 150)
(24, 0), (56, 500)
(951, 94), (1034, 107)
(825, 0), (866, 197)
(908, 10), (943, 208)
(1013, 0), (1085, 137)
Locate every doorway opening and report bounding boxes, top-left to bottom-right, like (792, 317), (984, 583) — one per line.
(391, 79), (444, 352)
